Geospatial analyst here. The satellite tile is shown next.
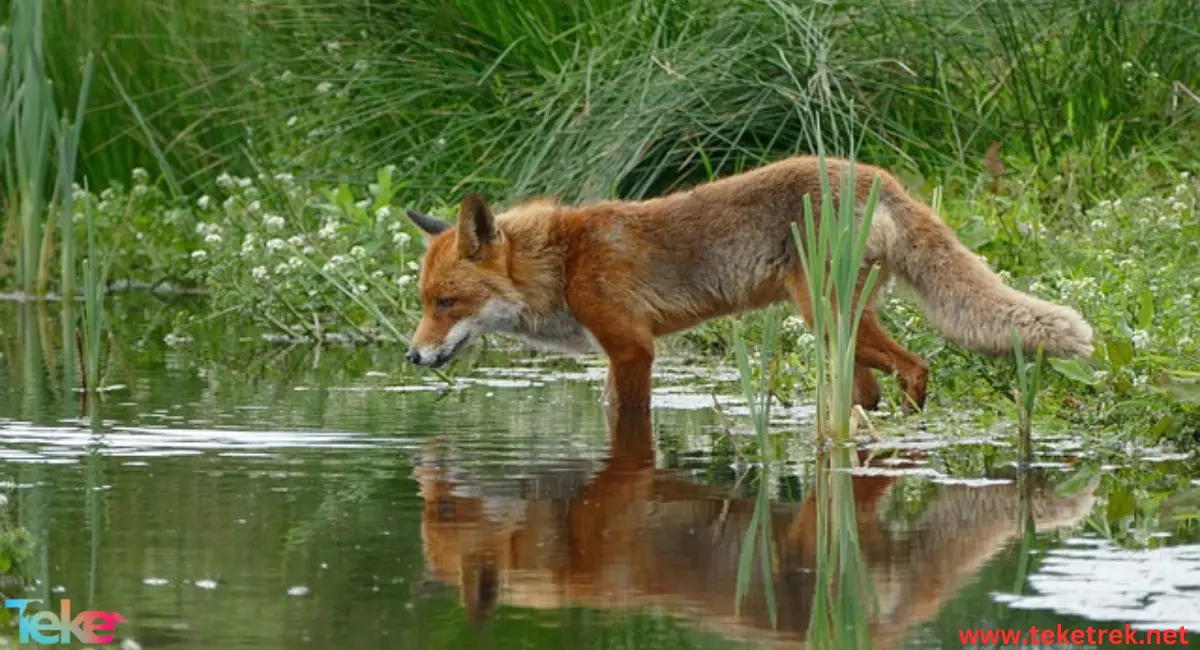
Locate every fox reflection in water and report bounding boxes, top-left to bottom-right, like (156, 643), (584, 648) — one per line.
(414, 408), (1099, 648)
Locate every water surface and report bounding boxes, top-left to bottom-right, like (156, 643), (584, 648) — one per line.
(0, 299), (1197, 649)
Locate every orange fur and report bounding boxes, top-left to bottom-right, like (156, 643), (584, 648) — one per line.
(404, 155), (1094, 412)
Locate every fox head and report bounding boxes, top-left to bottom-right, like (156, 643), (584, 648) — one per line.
(403, 193), (524, 368)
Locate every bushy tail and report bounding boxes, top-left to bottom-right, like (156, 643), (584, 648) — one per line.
(879, 194), (1094, 359)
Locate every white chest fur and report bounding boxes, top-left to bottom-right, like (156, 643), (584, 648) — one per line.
(515, 306), (601, 354)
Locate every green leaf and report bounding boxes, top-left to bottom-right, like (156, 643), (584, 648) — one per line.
(1137, 290), (1154, 330)
(1049, 358), (1099, 386)
(956, 214), (997, 251)
(1106, 338), (1134, 367)
(1107, 488), (1134, 521)
(1150, 415), (1178, 439)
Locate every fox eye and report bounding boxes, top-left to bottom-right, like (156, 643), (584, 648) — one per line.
(435, 297), (457, 312)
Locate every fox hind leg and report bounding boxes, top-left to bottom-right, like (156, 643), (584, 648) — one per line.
(854, 309), (929, 413)
(853, 365), (882, 411)
(783, 270), (927, 413)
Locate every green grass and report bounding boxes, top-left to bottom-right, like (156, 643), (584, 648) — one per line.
(12, 0), (1197, 199)
(0, 0), (260, 189)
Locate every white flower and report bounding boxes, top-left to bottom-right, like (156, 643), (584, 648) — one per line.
(782, 315), (806, 334)
(1132, 329), (1151, 349)
(371, 270), (385, 279)
(133, 184), (149, 197)
(376, 205), (392, 219)
(263, 214), (286, 230)
(279, 70), (294, 82)
(191, 250), (208, 261)
(407, 261), (419, 272)
(286, 115), (298, 128)
(222, 196), (237, 212)
(325, 41), (340, 52)
(132, 167), (149, 184)
(350, 245), (367, 259)
(287, 235), (305, 247)
(242, 234), (258, 256)
(274, 172), (295, 184)
(393, 231), (411, 247)
(163, 333), (192, 346)
(397, 275), (413, 288)
(355, 199), (371, 210)
(316, 81), (333, 94)
(237, 177), (253, 189)
(266, 238), (286, 252)
(288, 257), (304, 271)
(216, 172), (235, 190)
(319, 220), (339, 240)
(303, 246), (316, 255)
(100, 188), (115, 201)
(204, 233), (223, 245)
(197, 195), (211, 210)
(252, 266), (268, 280)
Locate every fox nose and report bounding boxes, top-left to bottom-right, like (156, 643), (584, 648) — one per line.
(405, 349), (421, 365)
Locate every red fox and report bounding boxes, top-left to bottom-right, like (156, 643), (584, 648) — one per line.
(403, 155), (1094, 411)
(415, 408), (1100, 648)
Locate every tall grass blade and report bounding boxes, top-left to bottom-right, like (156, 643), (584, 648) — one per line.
(103, 54), (181, 199)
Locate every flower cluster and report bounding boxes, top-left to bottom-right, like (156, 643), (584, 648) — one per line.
(185, 163), (437, 341)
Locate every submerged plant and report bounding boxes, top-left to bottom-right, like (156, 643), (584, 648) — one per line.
(731, 309), (780, 626)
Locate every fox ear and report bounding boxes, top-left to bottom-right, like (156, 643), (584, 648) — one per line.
(457, 192), (500, 258)
(405, 208), (452, 237)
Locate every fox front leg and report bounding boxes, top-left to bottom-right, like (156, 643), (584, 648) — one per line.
(582, 324), (655, 410)
(601, 346), (655, 410)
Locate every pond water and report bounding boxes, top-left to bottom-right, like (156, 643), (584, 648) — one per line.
(0, 298), (1197, 649)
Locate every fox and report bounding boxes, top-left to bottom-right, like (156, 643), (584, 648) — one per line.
(415, 407), (1100, 648)
(402, 155), (1094, 412)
